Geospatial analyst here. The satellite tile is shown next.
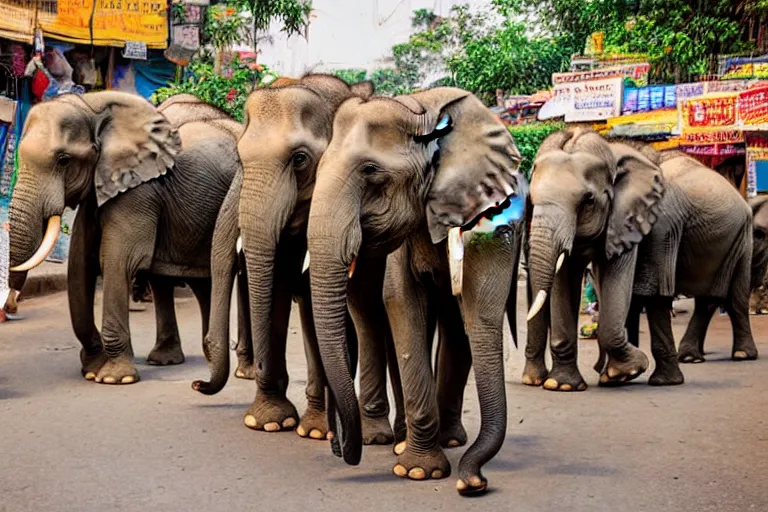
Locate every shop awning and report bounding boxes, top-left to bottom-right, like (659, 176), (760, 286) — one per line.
(0, 0), (169, 49)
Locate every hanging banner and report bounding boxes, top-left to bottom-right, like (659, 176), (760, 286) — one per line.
(566, 76), (623, 122)
(738, 86), (768, 130)
(0, 0), (169, 48)
(679, 93), (743, 146)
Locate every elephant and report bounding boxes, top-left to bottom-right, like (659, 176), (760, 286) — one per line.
(306, 87), (526, 495)
(625, 155), (766, 365)
(8, 91), (246, 384)
(524, 127), (756, 391)
(190, 74), (402, 443)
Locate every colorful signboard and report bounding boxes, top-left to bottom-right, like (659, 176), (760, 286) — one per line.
(553, 64), (649, 87)
(738, 86), (768, 130)
(679, 93), (743, 146)
(0, 0), (169, 49)
(566, 76), (623, 122)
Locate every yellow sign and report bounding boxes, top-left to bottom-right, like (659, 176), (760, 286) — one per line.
(0, 0), (168, 49)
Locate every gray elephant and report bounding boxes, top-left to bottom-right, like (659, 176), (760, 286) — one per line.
(307, 87), (526, 495)
(191, 74), (401, 443)
(8, 91), (245, 384)
(629, 168), (768, 364)
(525, 128), (756, 391)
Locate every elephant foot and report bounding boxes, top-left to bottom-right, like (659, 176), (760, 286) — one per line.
(439, 420), (468, 448)
(649, 358), (684, 386)
(732, 340), (758, 361)
(599, 346), (649, 386)
(677, 340), (705, 364)
(296, 403), (327, 440)
(362, 414), (394, 445)
(521, 359), (548, 387)
(234, 361), (256, 380)
(543, 364), (587, 392)
(80, 349), (108, 381)
(146, 340), (185, 366)
(393, 445), (450, 481)
(94, 355), (140, 385)
(456, 475), (488, 496)
(243, 393), (299, 432)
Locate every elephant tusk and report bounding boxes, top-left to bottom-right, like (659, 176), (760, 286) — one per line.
(448, 227), (464, 296)
(302, 251), (310, 274)
(348, 257), (357, 279)
(555, 252), (566, 273)
(526, 289), (548, 322)
(236, 235), (243, 255)
(11, 216), (61, 272)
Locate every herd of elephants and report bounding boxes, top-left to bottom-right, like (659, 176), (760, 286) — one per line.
(5, 74), (765, 497)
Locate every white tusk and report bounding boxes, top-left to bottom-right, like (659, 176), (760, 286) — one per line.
(302, 251), (310, 274)
(526, 289), (548, 322)
(236, 235), (243, 254)
(10, 215), (61, 272)
(555, 252), (566, 273)
(448, 227), (464, 296)
(348, 257), (357, 279)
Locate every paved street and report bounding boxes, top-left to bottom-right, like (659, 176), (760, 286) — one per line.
(1, 286), (767, 512)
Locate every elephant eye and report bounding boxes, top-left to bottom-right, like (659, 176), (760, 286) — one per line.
(57, 154), (72, 169)
(292, 152), (309, 168)
(581, 191), (595, 206)
(361, 164), (378, 175)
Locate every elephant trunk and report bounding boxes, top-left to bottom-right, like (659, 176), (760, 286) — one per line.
(193, 171), (243, 395)
(527, 206), (575, 320)
(240, 164), (298, 396)
(458, 326), (507, 491)
(307, 179), (364, 466)
(8, 169), (65, 271)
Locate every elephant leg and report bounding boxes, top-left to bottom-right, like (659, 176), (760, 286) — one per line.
(678, 298), (717, 363)
(146, 275), (185, 366)
(384, 248), (449, 481)
(294, 271), (329, 440)
(594, 250), (650, 386)
(347, 256), (395, 446)
(625, 295), (644, 348)
(435, 294), (470, 448)
(544, 259), (587, 392)
(243, 240), (300, 432)
(67, 201), (105, 380)
(727, 252), (758, 361)
(646, 297), (684, 386)
(522, 274), (549, 386)
(234, 260), (255, 379)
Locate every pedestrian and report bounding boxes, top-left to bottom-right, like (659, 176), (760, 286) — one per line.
(580, 266), (599, 339)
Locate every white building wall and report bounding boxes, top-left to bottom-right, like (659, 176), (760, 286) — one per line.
(254, 0), (490, 76)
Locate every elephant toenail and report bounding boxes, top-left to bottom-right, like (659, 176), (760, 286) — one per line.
(522, 375), (533, 385)
(734, 350), (747, 359)
(431, 469), (444, 479)
(263, 422), (281, 432)
(543, 378), (558, 390)
(103, 376), (116, 384)
(393, 464), (407, 478)
(408, 467), (426, 480)
(282, 417), (297, 429)
(447, 439), (460, 448)
(394, 441), (406, 455)
(244, 415), (258, 429)
(560, 383), (573, 391)
(456, 479), (468, 491)
(84, 372), (96, 380)
(296, 426), (307, 437)
(607, 367), (620, 378)
(309, 429), (325, 440)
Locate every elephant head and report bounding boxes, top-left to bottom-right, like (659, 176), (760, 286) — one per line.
(306, 88), (524, 464)
(750, 196), (768, 291)
(526, 128), (665, 319)
(193, 74), (374, 395)
(8, 92), (180, 272)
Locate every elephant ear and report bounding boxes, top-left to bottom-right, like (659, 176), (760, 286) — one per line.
(398, 88), (524, 244)
(93, 101), (181, 207)
(350, 81), (374, 99)
(605, 143), (665, 260)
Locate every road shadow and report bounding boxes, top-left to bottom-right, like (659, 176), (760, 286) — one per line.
(327, 471), (397, 484)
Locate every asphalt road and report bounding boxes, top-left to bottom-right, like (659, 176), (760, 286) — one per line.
(1, 286), (767, 512)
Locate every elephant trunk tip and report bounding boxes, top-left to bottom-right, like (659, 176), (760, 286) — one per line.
(191, 378), (224, 395)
